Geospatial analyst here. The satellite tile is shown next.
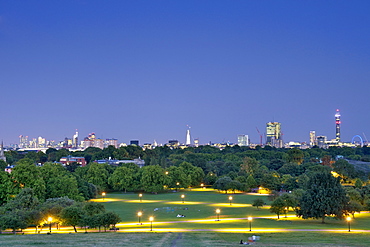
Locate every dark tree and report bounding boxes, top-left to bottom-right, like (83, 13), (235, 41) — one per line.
(297, 172), (348, 223)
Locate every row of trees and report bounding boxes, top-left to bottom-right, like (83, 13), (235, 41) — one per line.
(0, 188), (120, 234)
(4, 145), (370, 177)
(0, 158), (204, 206)
(268, 171), (370, 223)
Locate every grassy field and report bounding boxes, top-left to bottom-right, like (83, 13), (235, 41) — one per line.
(2, 188), (370, 246)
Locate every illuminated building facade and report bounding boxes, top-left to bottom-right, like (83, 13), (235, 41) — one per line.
(238, 135), (249, 146)
(266, 122), (283, 148)
(186, 127), (191, 146)
(309, 131), (316, 147)
(335, 109), (341, 142)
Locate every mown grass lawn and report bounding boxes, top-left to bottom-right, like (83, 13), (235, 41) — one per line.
(2, 188), (370, 246)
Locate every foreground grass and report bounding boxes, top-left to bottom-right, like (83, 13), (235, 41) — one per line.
(2, 189), (370, 246)
(1, 232), (370, 246)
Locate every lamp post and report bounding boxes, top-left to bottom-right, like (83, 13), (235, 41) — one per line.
(216, 209), (221, 221)
(139, 193), (142, 202)
(176, 182), (180, 191)
(48, 217), (52, 233)
(149, 216), (154, 231)
(200, 183), (204, 189)
(102, 192), (106, 201)
(347, 216), (351, 232)
(248, 217), (252, 231)
(138, 211), (142, 225)
(181, 194), (185, 203)
(229, 196), (233, 205)
(285, 207), (288, 218)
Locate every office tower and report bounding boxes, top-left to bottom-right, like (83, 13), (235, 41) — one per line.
(335, 109), (341, 142)
(309, 131), (316, 147)
(238, 135), (249, 146)
(19, 135), (28, 148)
(194, 138), (199, 147)
(73, 130), (79, 148)
(317, 136), (327, 148)
(37, 136), (46, 148)
(106, 139), (118, 148)
(186, 126), (191, 145)
(0, 141), (6, 162)
(266, 122), (283, 148)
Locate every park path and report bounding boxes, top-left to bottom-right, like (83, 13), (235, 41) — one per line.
(171, 232), (183, 247)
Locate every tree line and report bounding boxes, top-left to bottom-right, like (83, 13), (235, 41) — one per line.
(0, 188), (120, 234)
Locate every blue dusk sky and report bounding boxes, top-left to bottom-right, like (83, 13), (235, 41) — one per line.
(1, 0), (370, 145)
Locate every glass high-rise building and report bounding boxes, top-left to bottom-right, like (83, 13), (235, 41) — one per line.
(266, 122), (282, 148)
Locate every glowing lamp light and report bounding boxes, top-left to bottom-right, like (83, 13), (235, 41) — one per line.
(48, 217), (53, 233)
(248, 217), (253, 231)
(216, 209), (221, 221)
(229, 196), (233, 205)
(149, 216), (154, 231)
(138, 211), (142, 225)
(346, 216), (352, 232)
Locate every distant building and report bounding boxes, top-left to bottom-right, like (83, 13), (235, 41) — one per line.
(19, 135), (28, 148)
(60, 155), (87, 166)
(186, 127), (191, 145)
(167, 140), (180, 148)
(317, 136), (327, 148)
(194, 138), (199, 147)
(106, 139), (118, 148)
(130, 140), (139, 146)
(237, 135), (249, 146)
(82, 132), (104, 149)
(73, 130), (79, 148)
(309, 131), (316, 147)
(266, 122), (283, 148)
(335, 109), (341, 142)
(95, 158), (145, 168)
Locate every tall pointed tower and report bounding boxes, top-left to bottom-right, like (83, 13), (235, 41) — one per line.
(186, 126), (191, 145)
(0, 141), (6, 162)
(335, 109), (341, 142)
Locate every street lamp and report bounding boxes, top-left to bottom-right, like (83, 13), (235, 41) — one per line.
(200, 183), (204, 189)
(229, 196), (233, 205)
(138, 211), (142, 225)
(48, 217), (52, 233)
(181, 194), (185, 203)
(139, 193), (142, 202)
(149, 216), (154, 231)
(216, 209), (221, 221)
(285, 207), (288, 218)
(248, 217), (253, 231)
(347, 216), (351, 232)
(102, 192), (106, 201)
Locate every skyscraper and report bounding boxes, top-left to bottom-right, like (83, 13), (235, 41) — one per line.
(73, 130), (79, 148)
(266, 122), (283, 148)
(186, 126), (191, 145)
(238, 135), (249, 146)
(309, 131), (316, 147)
(335, 109), (341, 142)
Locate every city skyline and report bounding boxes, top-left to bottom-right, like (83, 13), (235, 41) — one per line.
(1, 1), (370, 145)
(7, 109), (359, 147)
